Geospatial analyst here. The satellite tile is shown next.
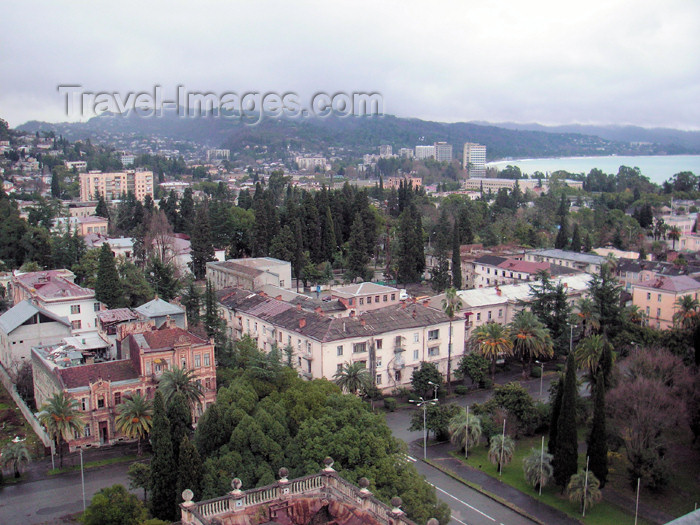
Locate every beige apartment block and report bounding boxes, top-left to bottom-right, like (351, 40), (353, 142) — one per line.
(79, 170), (154, 202)
(631, 275), (700, 330)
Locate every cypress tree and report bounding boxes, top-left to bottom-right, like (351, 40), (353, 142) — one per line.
(181, 279), (201, 328)
(167, 392), (192, 465)
(587, 371), (608, 488)
(178, 188), (195, 234)
(203, 280), (222, 339)
(95, 243), (121, 308)
(548, 377), (563, 456)
(51, 172), (61, 198)
(95, 195), (109, 220)
(150, 391), (177, 521)
(553, 352), (578, 488)
(570, 224), (582, 253)
(177, 436), (203, 501)
(189, 205), (215, 280)
(347, 213), (369, 281)
(451, 226), (462, 289)
(555, 219), (569, 249)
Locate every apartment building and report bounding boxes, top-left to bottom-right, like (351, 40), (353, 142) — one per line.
(631, 275), (700, 330)
(206, 258), (292, 291)
(462, 143), (486, 177)
(53, 215), (108, 236)
(414, 145), (436, 160)
(472, 256), (579, 288)
(295, 157), (328, 171)
(330, 282), (402, 315)
(218, 288), (463, 392)
(9, 270), (102, 334)
(79, 170), (154, 203)
(434, 142), (453, 162)
(32, 321), (216, 451)
(385, 175), (423, 190)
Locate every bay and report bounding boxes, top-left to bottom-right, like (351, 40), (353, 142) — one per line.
(486, 155), (700, 185)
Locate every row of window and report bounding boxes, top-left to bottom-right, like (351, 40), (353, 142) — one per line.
(347, 293), (396, 307)
(336, 347), (441, 373)
(70, 302), (102, 314)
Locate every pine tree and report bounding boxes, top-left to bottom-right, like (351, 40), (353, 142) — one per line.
(150, 391), (177, 521)
(587, 371), (608, 488)
(177, 436), (203, 501)
(555, 219), (569, 249)
(553, 353), (578, 488)
(95, 243), (121, 308)
(451, 226), (462, 289)
(548, 377), (563, 456)
(430, 210), (451, 293)
(189, 204), (215, 280)
(167, 392), (192, 465)
(178, 188), (195, 234)
(203, 280), (222, 340)
(570, 224), (581, 253)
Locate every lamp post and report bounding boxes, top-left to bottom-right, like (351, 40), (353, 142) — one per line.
(535, 360), (543, 399)
(410, 396), (437, 460)
(80, 447), (86, 511)
(427, 380), (439, 401)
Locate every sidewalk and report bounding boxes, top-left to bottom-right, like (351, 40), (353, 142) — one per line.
(19, 441), (144, 483)
(417, 440), (582, 525)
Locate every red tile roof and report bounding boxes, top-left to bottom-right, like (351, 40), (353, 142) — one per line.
(138, 327), (208, 350)
(57, 360), (139, 389)
(497, 259), (550, 274)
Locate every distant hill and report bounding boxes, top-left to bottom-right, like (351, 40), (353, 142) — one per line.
(17, 111), (699, 160)
(475, 121), (700, 153)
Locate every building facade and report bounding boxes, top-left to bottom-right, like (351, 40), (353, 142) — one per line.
(462, 143), (486, 177)
(434, 142), (453, 162)
(631, 275), (700, 330)
(79, 170), (154, 203)
(206, 258), (292, 291)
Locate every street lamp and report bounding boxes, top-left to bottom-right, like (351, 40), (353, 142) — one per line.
(535, 360), (543, 398)
(427, 380), (439, 401)
(410, 396), (437, 460)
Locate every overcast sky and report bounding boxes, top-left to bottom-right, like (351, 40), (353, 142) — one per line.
(1, 0), (699, 129)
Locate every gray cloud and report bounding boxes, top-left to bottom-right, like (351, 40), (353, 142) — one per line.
(1, 0), (698, 128)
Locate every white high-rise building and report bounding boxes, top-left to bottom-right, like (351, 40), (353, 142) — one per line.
(415, 145), (436, 160)
(398, 148), (414, 158)
(379, 144), (393, 158)
(463, 143), (486, 177)
(434, 142), (453, 162)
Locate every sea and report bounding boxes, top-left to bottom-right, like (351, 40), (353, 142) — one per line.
(486, 155), (700, 185)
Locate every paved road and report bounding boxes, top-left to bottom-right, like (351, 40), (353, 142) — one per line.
(386, 373), (561, 525)
(0, 463), (134, 524)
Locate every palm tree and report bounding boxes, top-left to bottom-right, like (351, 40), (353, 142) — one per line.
(488, 433), (515, 472)
(158, 366), (203, 408)
(471, 322), (513, 381)
(574, 335), (613, 381)
(333, 361), (371, 395)
(523, 447), (553, 491)
(567, 469), (602, 514)
(673, 295), (700, 331)
(448, 410), (482, 454)
(668, 226), (681, 250)
(1, 441), (31, 478)
(576, 298), (600, 336)
(508, 309), (553, 378)
(38, 392), (85, 467)
(115, 394), (153, 456)
(442, 287), (463, 394)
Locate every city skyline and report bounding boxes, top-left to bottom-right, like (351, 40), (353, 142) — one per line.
(0, 0), (698, 130)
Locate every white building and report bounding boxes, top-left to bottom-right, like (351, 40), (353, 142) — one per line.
(207, 258), (293, 291)
(434, 142), (453, 162)
(415, 145), (436, 160)
(295, 157), (329, 171)
(398, 148), (414, 159)
(379, 145), (393, 158)
(463, 143), (486, 177)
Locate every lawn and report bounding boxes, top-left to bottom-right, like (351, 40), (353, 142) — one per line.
(0, 382), (45, 458)
(48, 454), (141, 475)
(450, 433), (653, 525)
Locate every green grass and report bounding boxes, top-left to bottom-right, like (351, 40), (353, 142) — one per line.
(450, 434), (652, 525)
(0, 383), (44, 457)
(48, 454), (140, 475)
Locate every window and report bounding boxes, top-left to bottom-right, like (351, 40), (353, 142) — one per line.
(646, 306), (650, 315)
(84, 425), (91, 438)
(376, 339), (383, 349)
(376, 358), (382, 368)
(81, 397), (89, 411)
(71, 320), (82, 330)
(114, 392), (121, 405)
(657, 308), (661, 317)
(204, 353), (210, 367)
(376, 374), (382, 385)
(357, 360), (367, 368)
(195, 354), (201, 367)
(383, 295), (388, 302)
(488, 311), (492, 320)
(97, 396), (105, 409)
(181, 357), (186, 368)
(477, 313), (481, 321)
(360, 298), (364, 305)
(279, 280), (284, 288)
(337, 345), (343, 356)
(428, 346), (440, 357)
(413, 349), (419, 360)
(353, 342), (367, 353)
(395, 370), (402, 381)
(337, 363), (344, 372)
(94, 302), (100, 312)
(375, 296), (380, 303)
(658, 294), (662, 302)
(71, 304), (81, 314)
(498, 309), (503, 318)
(413, 332), (419, 342)
(647, 292), (651, 300)
(205, 378), (211, 391)
(391, 293), (396, 300)
(428, 329), (439, 340)
(367, 296), (371, 304)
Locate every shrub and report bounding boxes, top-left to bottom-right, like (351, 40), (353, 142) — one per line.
(384, 397), (397, 412)
(556, 363), (565, 372)
(481, 378), (494, 390)
(454, 385), (468, 396)
(530, 366), (542, 378)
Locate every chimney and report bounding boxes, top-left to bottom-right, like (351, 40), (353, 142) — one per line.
(350, 310), (356, 317)
(360, 318), (366, 326)
(259, 291), (267, 297)
(299, 318), (306, 329)
(315, 306), (322, 314)
(296, 303), (302, 311)
(276, 295), (282, 300)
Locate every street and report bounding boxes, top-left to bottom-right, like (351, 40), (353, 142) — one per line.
(385, 373), (561, 525)
(0, 463), (133, 524)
